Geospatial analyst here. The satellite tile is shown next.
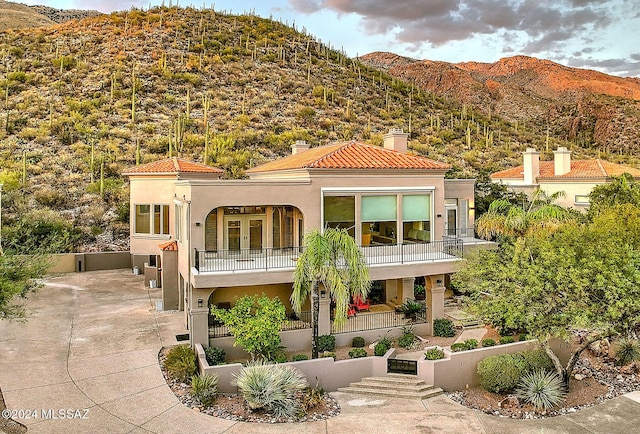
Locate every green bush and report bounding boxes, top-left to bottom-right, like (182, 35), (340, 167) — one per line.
(519, 334), (531, 341)
(204, 347), (226, 366)
(164, 345), (197, 382)
(321, 351), (336, 360)
(482, 338), (497, 347)
(477, 350), (554, 393)
(191, 373), (219, 407)
(398, 333), (416, 349)
(292, 354), (309, 362)
(317, 335), (336, 352)
(351, 336), (365, 348)
(348, 348), (367, 358)
(450, 343), (468, 352)
(377, 331), (393, 350)
(612, 337), (640, 366)
(233, 360), (308, 417)
(464, 339), (478, 350)
(425, 348), (445, 360)
(433, 318), (456, 337)
(374, 342), (390, 356)
(499, 336), (516, 345)
(516, 370), (566, 410)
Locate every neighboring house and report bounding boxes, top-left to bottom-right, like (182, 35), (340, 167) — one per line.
(124, 129), (488, 350)
(491, 147), (640, 210)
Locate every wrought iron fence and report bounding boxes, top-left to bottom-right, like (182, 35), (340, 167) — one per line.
(208, 311), (311, 338)
(195, 239), (464, 273)
(331, 310), (425, 334)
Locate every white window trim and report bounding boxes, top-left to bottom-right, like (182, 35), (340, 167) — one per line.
(133, 203), (171, 236)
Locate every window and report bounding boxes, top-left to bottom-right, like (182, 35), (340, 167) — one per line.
(402, 194), (431, 243)
(135, 204), (170, 235)
(575, 195), (590, 205)
(362, 195), (397, 244)
(323, 196), (355, 236)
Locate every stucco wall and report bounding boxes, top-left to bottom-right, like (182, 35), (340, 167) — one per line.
(47, 252), (132, 273)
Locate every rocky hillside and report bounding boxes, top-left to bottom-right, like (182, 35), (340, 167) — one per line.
(0, 0), (100, 31)
(360, 52), (640, 155)
(0, 7), (634, 252)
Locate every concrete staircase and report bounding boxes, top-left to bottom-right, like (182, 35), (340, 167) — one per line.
(337, 373), (443, 400)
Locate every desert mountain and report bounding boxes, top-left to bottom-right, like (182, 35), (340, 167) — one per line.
(0, 7), (636, 252)
(359, 52), (640, 154)
(0, 0), (100, 31)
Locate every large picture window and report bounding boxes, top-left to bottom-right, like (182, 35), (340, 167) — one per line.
(323, 196), (355, 236)
(402, 194), (431, 243)
(362, 196), (397, 244)
(135, 204), (170, 235)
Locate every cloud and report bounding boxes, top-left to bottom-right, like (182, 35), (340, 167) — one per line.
(564, 56), (640, 77)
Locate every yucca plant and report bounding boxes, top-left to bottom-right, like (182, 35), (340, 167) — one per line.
(191, 373), (219, 407)
(516, 370), (566, 411)
(612, 337), (640, 366)
(232, 360), (308, 417)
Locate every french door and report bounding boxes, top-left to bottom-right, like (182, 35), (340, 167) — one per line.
(223, 215), (266, 253)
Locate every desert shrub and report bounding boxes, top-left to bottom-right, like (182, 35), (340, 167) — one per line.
(482, 338), (497, 347)
(321, 351), (336, 360)
(374, 342), (390, 356)
(612, 337), (640, 366)
(499, 336), (516, 345)
(317, 335), (336, 352)
(377, 331), (393, 350)
(204, 347), (226, 366)
(191, 373), (219, 407)
(463, 339), (478, 350)
(398, 333), (415, 348)
(301, 381), (325, 411)
(292, 354), (309, 362)
(516, 370), (566, 410)
(433, 318), (456, 337)
(519, 334), (531, 341)
(351, 336), (365, 348)
(450, 343), (468, 352)
(233, 360), (308, 417)
(164, 345), (197, 382)
(425, 348), (445, 360)
(477, 350), (553, 393)
(348, 348), (367, 358)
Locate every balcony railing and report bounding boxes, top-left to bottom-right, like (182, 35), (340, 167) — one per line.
(194, 239), (464, 273)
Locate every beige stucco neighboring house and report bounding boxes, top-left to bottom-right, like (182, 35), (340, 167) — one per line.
(491, 147), (640, 210)
(124, 130), (489, 351)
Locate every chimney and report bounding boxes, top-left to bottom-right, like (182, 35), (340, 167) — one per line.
(523, 148), (540, 185)
(291, 140), (310, 155)
(553, 147), (571, 176)
(383, 128), (408, 153)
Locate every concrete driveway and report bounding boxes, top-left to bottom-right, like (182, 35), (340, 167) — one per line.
(1, 269), (640, 433)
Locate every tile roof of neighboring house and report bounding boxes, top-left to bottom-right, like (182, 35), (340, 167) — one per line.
(246, 141), (450, 173)
(122, 157), (223, 175)
(158, 240), (178, 251)
(491, 160), (640, 180)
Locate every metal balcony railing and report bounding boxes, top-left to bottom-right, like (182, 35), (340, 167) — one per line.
(194, 239), (464, 273)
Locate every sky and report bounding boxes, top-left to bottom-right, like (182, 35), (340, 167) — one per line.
(17, 0), (640, 77)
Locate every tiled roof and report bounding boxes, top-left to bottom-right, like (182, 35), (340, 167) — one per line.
(158, 241), (178, 251)
(491, 160), (640, 180)
(246, 141), (450, 173)
(122, 157), (223, 175)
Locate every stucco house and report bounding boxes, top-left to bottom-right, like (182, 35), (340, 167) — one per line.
(123, 129), (488, 352)
(491, 147), (640, 210)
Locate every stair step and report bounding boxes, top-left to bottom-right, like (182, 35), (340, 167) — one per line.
(337, 386), (443, 400)
(360, 376), (425, 386)
(352, 382), (435, 393)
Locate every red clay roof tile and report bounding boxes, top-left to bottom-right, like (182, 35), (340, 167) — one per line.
(246, 141), (450, 173)
(158, 240), (178, 251)
(491, 159), (640, 180)
(123, 157), (223, 175)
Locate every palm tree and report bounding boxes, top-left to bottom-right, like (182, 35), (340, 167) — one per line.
(476, 189), (572, 239)
(291, 228), (370, 358)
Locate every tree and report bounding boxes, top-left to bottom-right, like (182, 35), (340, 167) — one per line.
(291, 228), (370, 358)
(0, 253), (49, 320)
(588, 173), (640, 218)
(210, 294), (286, 360)
(453, 207), (640, 388)
(474, 172), (529, 216)
(476, 188), (572, 240)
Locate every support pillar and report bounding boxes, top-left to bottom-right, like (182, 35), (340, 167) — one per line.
(318, 295), (331, 336)
(402, 277), (415, 300)
(385, 279), (399, 304)
(426, 274), (446, 335)
(189, 307), (210, 347)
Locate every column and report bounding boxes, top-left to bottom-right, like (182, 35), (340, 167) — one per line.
(189, 307), (210, 347)
(385, 279), (399, 304)
(425, 274), (446, 335)
(402, 277), (415, 300)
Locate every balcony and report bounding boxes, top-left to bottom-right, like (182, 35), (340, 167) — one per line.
(193, 238), (464, 274)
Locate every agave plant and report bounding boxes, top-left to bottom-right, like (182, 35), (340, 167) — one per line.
(516, 370), (566, 411)
(191, 373), (219, 407)
(612, 337), (640, 366)
(232, 360), (308, 417)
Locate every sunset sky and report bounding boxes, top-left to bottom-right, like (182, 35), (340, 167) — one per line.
(17, 0), (640, 77)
